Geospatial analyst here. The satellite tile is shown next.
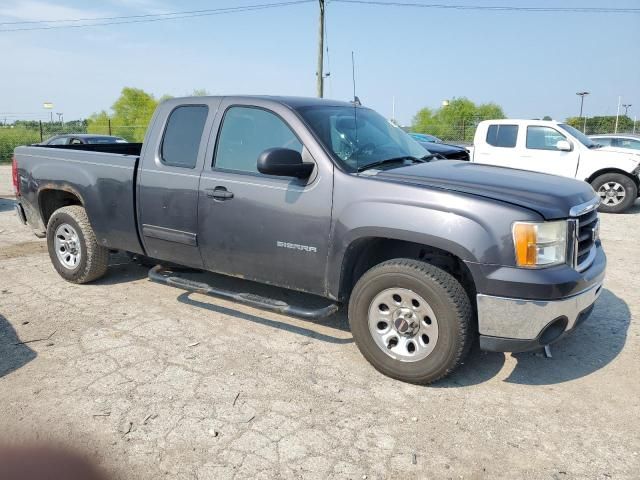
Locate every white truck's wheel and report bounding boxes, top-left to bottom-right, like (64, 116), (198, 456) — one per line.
(592, 173), (637, 213)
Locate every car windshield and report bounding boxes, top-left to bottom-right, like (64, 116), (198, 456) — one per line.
(88, 137), (126, 144)
(411, 133), (440, 143)
(558, 124), (597, 148)
(296, 105), (429, 171)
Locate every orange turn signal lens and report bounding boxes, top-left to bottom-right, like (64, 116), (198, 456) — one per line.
(513, 223), (538, 267)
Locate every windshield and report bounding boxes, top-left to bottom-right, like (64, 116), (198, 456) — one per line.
(410, 133), (440, 143)
(296, 105), (429, 171)
(558, 124), (597, 148)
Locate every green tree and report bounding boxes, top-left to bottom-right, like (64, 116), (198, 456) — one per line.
(87, 110), (111, 136)
(191, 88), (211, 96)
(88, 87), (159, 142)
(565, 115), (634, 134)
(411, 97), (505, 142)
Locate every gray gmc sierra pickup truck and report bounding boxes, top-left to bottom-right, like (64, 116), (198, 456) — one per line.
(12, 96), (606, 384)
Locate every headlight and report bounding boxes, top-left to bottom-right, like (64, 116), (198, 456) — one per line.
(512, 221), (568, 268)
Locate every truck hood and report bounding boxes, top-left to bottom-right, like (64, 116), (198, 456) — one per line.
(371, 160), (597, 220)
(597, 146), (640, 157)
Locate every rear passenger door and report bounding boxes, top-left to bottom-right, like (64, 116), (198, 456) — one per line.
(474, 123), (520, 168)
(197, 100), (333, 296)
(137, 99), (220, 268)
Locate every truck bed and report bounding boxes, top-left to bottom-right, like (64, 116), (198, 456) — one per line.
(41, 142), (143, 156)
(14, 144), (144, 255)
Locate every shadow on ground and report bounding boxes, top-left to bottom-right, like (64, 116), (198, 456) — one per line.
(94, 256), (352, 343)
(438, 288), (630, 387)
(0, 313), (37, 378)
(90, 256), (631, 386)
(0, 197), (15, 213)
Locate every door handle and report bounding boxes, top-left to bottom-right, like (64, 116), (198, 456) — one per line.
(206, 187), (234, 200)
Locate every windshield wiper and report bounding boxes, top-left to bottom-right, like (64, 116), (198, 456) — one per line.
(588, 143), (603, 149)
(357, 156), (425, 172)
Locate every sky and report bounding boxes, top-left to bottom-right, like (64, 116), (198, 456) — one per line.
(0, 0), (638, 126)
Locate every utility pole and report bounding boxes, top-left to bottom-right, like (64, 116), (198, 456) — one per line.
(316, 0), (325, 98)
(622, 104), (632, 116)
(615, 96), (621, 134)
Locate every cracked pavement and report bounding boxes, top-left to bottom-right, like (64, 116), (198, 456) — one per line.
(0, 165), (638, 479)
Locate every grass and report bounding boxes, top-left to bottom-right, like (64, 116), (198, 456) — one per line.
(0, 127), (41, 163)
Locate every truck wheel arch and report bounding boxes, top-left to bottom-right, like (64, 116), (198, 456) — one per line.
(38, 187), (85, 228)
(337, 237), (477, 305)
(586, 168), (640, 191)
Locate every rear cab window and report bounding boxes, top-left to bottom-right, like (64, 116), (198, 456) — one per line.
(161, 105), (209, 169)
(486, 124), (518, 148)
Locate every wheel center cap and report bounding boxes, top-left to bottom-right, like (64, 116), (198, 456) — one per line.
(393, 308), (418, 336)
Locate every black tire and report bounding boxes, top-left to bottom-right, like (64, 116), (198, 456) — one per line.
(348, 259), (472, 384)
(46, 205), (109, 283)
(591, 173), (638, 213)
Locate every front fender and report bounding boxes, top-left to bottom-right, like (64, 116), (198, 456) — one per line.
(326, 179), (542, 299)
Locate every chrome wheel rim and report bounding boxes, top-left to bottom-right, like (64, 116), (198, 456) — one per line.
(54, 223), (81, 269)
(367, 287), (439, 362)
(598, 182), (626, 206)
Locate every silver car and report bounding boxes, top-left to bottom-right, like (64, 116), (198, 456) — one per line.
(590, 134), (640, 151)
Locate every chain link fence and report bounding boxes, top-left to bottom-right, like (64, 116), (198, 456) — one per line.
(0, 120), (147, 163)
(2, 115), (638, 164)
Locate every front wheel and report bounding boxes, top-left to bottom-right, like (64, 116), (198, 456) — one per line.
(46, 205), (109, 283)
(591, 173), (638, 213)
(348, 259), (472, 384)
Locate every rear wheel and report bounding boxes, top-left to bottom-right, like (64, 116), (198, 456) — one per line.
(591, 173), (637, 213)
(46, 206), (109, 283)
(348, 259), (472, 384)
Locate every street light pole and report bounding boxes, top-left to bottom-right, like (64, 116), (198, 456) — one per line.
(576, 92), (589, 133)
(622, 104), (632, 117)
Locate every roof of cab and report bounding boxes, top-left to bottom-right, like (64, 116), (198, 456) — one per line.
(477, 118), (564, 127)
(161, 95), (357, 110)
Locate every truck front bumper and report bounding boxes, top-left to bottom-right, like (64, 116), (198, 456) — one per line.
(477, 281), (602, 352)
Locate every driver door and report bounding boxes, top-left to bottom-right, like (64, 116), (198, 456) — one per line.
(197, 100), (333, 296)
(520, 125), (579, 178)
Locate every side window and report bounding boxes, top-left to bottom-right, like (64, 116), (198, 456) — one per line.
(486, 124), (518, 148)
(161, 105), (209, 169)
(619, 139), (640, 150)
(69, 138), (83, 145)
(526, 126), (566, 150)
(48, 137), (68, 145)
(214, 106), (302, 174)
(595, 137), (612, 146)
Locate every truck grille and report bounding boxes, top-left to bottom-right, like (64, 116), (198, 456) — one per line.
(574, 208), (598, 269)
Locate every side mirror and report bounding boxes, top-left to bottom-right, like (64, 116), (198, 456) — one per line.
(556, 140), (572, 152)
(257, 148), (314, 179)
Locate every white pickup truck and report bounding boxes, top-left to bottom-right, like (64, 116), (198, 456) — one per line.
(471, 119), (640, 213)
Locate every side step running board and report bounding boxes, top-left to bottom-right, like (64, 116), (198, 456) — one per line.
(148, 265), (339, 320)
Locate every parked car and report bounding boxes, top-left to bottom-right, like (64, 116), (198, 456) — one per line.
(42, 134), (128, 145)
(471, 119), (640, 213)
(409, 132), (470, 161)
(12, 96), (605, 384)
(590, 134), (640, 151)
(409, 132), (442, 143)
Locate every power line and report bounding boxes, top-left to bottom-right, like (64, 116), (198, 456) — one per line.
(0, 1), (314, 32)
(332, 0), (640, 14)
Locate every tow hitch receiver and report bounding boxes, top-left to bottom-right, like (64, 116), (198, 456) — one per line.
(148, 265), (339, 320)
